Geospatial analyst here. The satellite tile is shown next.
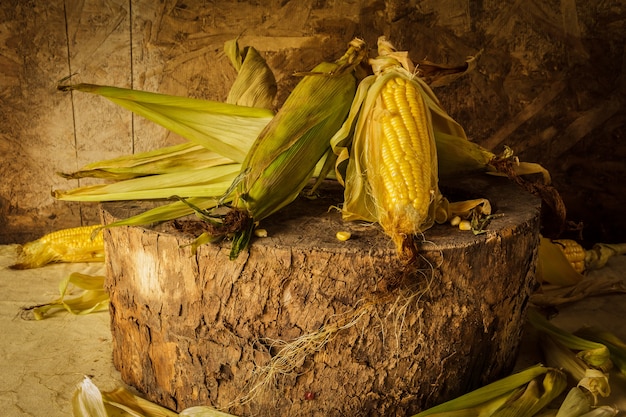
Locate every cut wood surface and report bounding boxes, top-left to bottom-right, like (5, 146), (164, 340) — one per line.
(1, 0), (624, 245)
(101, 176), (541, 416)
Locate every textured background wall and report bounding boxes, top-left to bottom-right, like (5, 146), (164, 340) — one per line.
(1, 0), (624, 244)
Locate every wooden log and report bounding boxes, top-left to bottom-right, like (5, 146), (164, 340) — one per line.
(101, 175), (541, 416)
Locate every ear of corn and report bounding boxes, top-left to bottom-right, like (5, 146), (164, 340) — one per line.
(331, 37), (447, 258)
(233, 38), (366, 221)
(552, 239), (586, 274)
(536, 237), (585, 287)
(224, 38), (367, 258)
(10, 225), (104, 269)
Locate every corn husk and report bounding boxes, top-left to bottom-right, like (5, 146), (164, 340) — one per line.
(22, 273), (108, 320)
(224, 38), (277, 109)
(57, 83), (273, 164)
(73, 376), (238, 417)
(527, 309), (612, 370)
(58, 39), (275, 165)
(55, 163), (241, 201)
(58, 143), (226, 181)
(576, 327), (626, 377)
(585, 243), (626, 271)
(222, 38), (366, 258)
(411, 364), (566, 417)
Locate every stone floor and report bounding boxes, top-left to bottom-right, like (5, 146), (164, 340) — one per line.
(1, 244), (625, 416)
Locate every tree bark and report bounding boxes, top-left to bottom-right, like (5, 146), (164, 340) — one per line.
(101, 176), (541, 416)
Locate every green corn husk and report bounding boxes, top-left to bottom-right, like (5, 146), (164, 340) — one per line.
(58, 40), (275, 165)
(491, 369), (568, 417)
(576, 327), (626, 376)
(540, 333), (589, 383)
(554, 387), (592, 417)
(224, 38), (277, 109)
(54, 163), (241, 201)
(224, 38), (367, 258)
(527, 309), (612, 370)
(540, 331), (612, 401)
(22, 272), (109, 320)
(54, 40), (276, 229)
(57, 83), (273, 164)
(58, 143), (228, 181)
(553, 387), (618, 417)
(578, 407), (619, 417)
(60, 39), (274, 185)
(411, 365), (566, 417)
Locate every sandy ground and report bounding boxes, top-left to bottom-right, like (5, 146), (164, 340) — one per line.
(1, 243), (625, 416)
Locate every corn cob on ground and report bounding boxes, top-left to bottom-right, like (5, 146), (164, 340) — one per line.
(553, 238), (587, 274)
(10, 225), (104, 270)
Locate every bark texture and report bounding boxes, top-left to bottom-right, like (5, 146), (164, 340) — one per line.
(102, 176), (541, 416)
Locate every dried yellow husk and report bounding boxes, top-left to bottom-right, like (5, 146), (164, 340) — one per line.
(73, 376), (240, 417)
(22, 273), (108, 320)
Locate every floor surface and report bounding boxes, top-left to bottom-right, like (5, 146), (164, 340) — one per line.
(1, 244), (625, 416)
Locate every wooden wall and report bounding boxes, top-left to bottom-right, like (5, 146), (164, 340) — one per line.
(1, 0), (624, 244)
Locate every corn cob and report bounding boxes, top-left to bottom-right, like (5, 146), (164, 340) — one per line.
(369, 74), (441, 254)
(226, 38), (367, 258)
(10, 225), (104, 269)
(330, 38), (445, 259)
(553, 238), (586, 274)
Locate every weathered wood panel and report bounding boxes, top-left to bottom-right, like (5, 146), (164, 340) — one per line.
(1, 0), (625, 244)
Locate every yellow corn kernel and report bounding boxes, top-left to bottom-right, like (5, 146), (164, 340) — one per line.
(10, 225), (104, 269)
(458, 220), (472, 231)
(553, 239), (586, 273)
(336, 231), (352, 241)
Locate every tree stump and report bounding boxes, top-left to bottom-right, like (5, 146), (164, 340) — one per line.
(101, 175), (541, 416)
